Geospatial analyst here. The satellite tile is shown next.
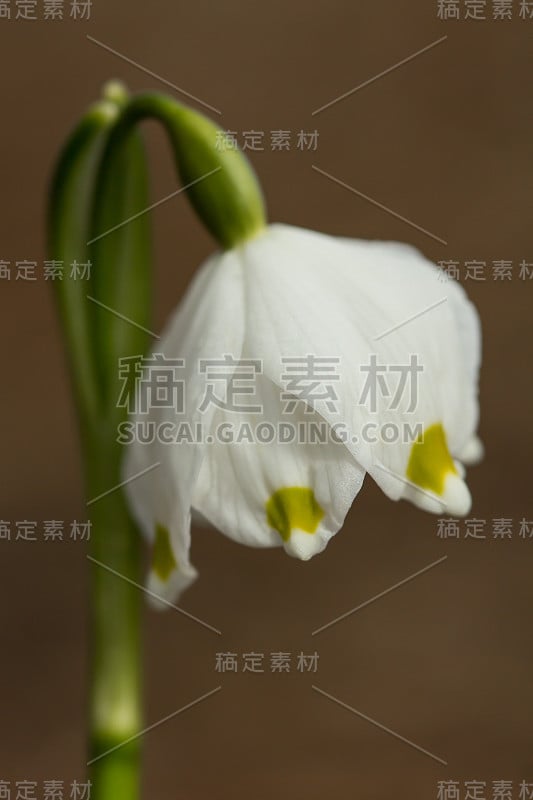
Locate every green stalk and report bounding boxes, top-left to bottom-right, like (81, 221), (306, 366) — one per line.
(86, 108), (152, 798)
(86, 427), (142, 798)
(49, 83), (151, 800)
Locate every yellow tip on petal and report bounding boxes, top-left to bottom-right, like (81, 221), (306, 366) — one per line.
(406, 423), (457, 495)
(406, 423), (471, 516)
(266, 487), (325, 559)
(152, 523), (177, 581)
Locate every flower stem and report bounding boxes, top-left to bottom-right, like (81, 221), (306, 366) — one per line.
(48, 86), (150, 798)
(86, 431), (143, 799)
(50, 83), (264, 799)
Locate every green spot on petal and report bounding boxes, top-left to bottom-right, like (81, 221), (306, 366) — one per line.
(152, 523), (177, 581)
(406, 423), (457, 496)
(266, 487), (324, 543)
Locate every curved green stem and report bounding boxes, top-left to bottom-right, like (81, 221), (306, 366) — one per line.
(49, 85), (151, 800)
(93, 91), (267, 252)
(48, 98), (121, 434)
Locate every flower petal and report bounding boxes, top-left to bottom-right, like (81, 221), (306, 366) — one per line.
(240, 224), (480, 515)
(122, 247), (246, 602)
(191, 374), (365, 559)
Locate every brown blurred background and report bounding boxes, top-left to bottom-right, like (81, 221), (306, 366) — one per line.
(1, 1), (532, 797)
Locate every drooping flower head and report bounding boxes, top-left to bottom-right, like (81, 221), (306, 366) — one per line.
(123, 221), (482, 604)
(118, 101), (482, 605)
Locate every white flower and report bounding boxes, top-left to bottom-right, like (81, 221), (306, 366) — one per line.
(123, 223), (482, 604)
